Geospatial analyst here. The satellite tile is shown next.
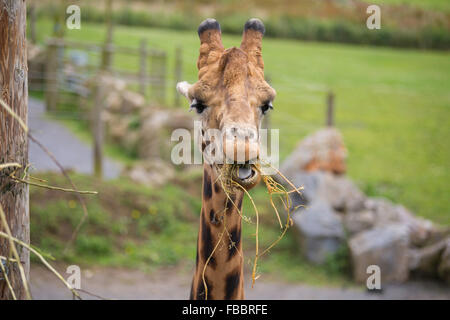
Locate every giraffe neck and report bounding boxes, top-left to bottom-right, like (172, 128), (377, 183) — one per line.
(190, 164), (245, 300)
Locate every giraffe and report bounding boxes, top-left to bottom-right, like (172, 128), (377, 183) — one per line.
(176, 18), (276, 300)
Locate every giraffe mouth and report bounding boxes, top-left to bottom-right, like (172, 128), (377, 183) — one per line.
(233, 164), (260, 188)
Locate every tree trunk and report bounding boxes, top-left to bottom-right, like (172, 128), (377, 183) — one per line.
(0, 0), (30, 300)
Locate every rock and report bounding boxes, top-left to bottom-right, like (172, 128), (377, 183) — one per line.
(289, 171), (365, 212)
(317, 174), (366, 212)
(289, 170), (323, 208)
(344, 210), (375, 235)
(121, 130), (140, 155)
(364, 198), (435, 246)
(396, 205), (435, 247)
(292, 201), (345, 264)
(122, 160), (175, 186)
(106, 114), (133, 143)
(409, 238), (449, 277)
(280, 127), (347, 179)
(139, 107), (194, 161)
(121, 90), (145, 113)
(349, 223), (410, 283)
(418, 226), (450, 248)
(104, 90), (122, 112)
(437, 240), (450, 284)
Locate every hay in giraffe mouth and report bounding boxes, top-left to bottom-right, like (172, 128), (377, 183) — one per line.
(210, 159), (305, 289)
(213, 163), (260, 191)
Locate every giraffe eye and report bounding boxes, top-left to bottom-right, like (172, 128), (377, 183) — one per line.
(260, 101), (273, 115)
(190, 99), (208, 114)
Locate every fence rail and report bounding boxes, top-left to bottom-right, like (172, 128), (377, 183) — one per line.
(29, 37), (170, 111)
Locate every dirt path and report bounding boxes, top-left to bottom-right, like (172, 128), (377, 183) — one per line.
(28, 98), (122, 179)
(30, 264), (450, 300)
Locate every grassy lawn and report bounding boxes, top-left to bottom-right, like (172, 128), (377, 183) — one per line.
(31, 19), (450, 225)
(369, 0), (450, 12)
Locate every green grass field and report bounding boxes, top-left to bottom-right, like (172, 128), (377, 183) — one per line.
(370, 0), (450, 12)
(31, 19), (450, 225)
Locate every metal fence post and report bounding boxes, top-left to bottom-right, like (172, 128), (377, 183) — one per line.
(139, 39), (148, 99)
(326, 91), (335, 127)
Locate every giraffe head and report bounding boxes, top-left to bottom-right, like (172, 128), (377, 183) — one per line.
(177, 18), (276, 190)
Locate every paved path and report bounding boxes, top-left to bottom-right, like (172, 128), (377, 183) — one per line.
(28, 98), (122, 179)
(30, 264), (450, 300)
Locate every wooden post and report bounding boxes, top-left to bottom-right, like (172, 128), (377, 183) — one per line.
(29, 4), (37, 44)
(45, 39), (59, 111)
(326, 91), (335, 127)
(52, 0), (65, 38)
(139, 39), (148, 98)
(92, 75), (105, 179)
(0, 0), (30, 300)
(101, 0), (114, 71)
(174, 46), (183, 107)
(101, 43), (113, 71)
(151, 51), (167, 105)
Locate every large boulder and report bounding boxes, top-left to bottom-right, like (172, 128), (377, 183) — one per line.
(122, 159), (175, 187)
(409, 237), (449, 277)
(316, 174), (366, 212)
(121, 90), (145, 113)
(139, 107), (194, 161)
(437, 240), (450, 284)
(289, 171), (323, 208)
(280, 127), (347, 179)
(364, 198), (435, 246)
(343, 209), (376, 235)
(349, 223), (410, 283)
(288, 170), (366, 213)
(292, 201), (345, 264)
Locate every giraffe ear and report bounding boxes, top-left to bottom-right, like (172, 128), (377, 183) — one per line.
(197, 18), (224, 70)
(176, 81), (193, 103)
(240, 18), (265, 71)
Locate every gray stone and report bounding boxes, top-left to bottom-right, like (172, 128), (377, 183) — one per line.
(364, 198), (435, 246)
(121, 90), (145, 113)
(288, 171), (366, 213)
(122, 159), (175, 187)
(316, 174), (366, 212)
(349, 223), (410, 283)
(409, 238), (449, 277)
(138, 107), (194, 161)
(437, 239), (450, 284)
(344, 209), (375, 235)
(280, 127), (347, 178)
(288, 171), (324, 208)
(292, 201), (345, 264)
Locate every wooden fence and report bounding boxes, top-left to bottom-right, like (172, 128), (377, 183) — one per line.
(29, 37), (173, 112)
